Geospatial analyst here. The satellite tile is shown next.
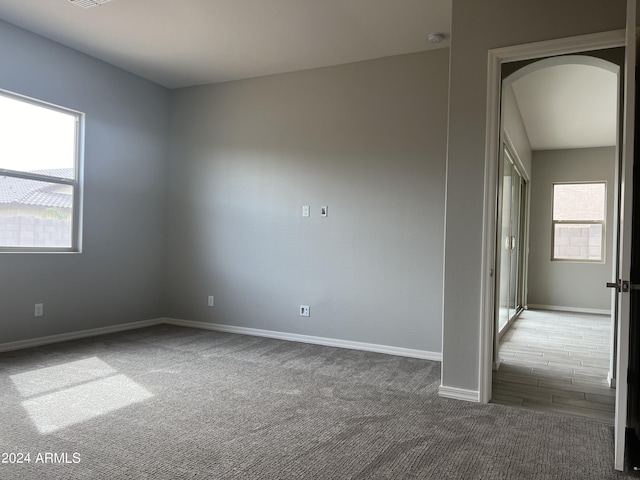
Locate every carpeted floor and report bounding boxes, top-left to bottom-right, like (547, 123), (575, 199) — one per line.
(0, 324), (636, 479)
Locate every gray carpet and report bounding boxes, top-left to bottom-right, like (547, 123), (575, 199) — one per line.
(0, 324), (635, 479)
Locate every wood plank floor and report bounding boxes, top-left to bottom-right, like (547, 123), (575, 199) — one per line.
(491, 309), (615, 424)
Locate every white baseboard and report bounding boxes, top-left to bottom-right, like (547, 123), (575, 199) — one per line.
(527, 304), (610, 316)
(0, 317), (442, 362)
(163, 318), (441, 361)
(0, 318), (163, 353)
(438, 385), (480, 402)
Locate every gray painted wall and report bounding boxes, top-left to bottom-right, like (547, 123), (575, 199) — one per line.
(527, 147), (615, 311)
(166, 50), (448, 353)
(0, 20), (170, 343)
(502, 84), (532, 179)
(443, 0), (626, 392)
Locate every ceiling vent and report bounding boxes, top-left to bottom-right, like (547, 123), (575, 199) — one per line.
(68, 0), (112, 8)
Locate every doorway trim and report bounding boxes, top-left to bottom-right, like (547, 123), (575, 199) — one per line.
(479, 29), (625, 404)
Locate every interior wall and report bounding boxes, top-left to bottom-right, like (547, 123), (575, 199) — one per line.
(166, 50), (448, 353)
(527, 147), (615, 312)
(0, 20), (170, 343)
(502, 84), (532, 179)
(443, 0), (626, 393)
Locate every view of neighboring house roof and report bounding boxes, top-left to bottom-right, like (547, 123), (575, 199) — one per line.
(0, 168), (73, 209)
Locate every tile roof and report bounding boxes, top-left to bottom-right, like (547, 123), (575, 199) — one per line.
(0, 169), (74, 209)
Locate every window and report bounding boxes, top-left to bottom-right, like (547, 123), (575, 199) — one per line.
(552, 182), (605, 262)
(0, 90), (83, 251)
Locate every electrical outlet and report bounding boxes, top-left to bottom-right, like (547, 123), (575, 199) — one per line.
(302, 205), (310, 217)
(320, 206), (328, 217)
(34, 303), (43, 317)
(300, 305), (310, 317)
(208, 296), (214, 307)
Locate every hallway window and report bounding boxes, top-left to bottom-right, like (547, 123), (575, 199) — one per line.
(552, 182), (605, 262)
(0, 89), (83, 252)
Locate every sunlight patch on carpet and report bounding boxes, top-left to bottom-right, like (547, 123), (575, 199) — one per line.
(11, 357), (153, 434)
(21, 374), (153, 434)
(10, 357), (117, 397)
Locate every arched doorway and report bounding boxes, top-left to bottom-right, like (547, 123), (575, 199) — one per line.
(491, 53), (621, 423)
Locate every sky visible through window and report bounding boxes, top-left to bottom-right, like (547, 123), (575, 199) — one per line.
(553, 183), (605, 221)
(0, 94), (75, 174)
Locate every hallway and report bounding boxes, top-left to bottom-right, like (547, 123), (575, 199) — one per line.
(492, 309), (615, 423)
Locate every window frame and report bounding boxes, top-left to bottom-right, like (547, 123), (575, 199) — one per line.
(0, 89), (84, 253)
(551, 181), (606, 263)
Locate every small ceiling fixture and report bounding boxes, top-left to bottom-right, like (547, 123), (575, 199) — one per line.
(68, 0), (112, 8)
(428, 33), (446, 44)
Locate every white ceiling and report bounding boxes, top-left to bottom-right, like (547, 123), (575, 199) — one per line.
(511, 64), (618, 150)
(0, 0), (451, 89)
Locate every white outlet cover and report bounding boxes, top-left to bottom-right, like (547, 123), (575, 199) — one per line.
(300, 305), (310, 317)
(302, 205), (310, 217)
